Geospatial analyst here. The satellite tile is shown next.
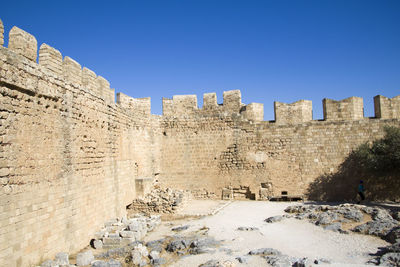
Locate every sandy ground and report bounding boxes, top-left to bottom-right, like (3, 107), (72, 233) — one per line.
(145, 200), (389, 267)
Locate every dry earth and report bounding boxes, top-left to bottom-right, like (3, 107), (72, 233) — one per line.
(145, 200), (389, 266)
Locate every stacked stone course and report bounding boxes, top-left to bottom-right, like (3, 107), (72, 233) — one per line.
(0, 18), (400, 267)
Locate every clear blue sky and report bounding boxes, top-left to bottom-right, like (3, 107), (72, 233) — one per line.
(2, 0), (400, 120)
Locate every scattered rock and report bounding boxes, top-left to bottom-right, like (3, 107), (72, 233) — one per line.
(93, 239), (103, 249)
(151, 257), (166, 266)
(54, 252), (69, 266)
(379, 252), (400, 266)
(352, 219), (397, 238)
(199, 259), (235, 267)
(172, 225), (190, 232)
(237, 226), (259, 231)
(249, 248), (281, 256)
(149, 250), (160, 260)
(91, 260), (109, 267)
(385, 226), (400, 244)
(96, 247), (130, 259)
(76, 251), (94, 266)
(324, 222), (342, 232)
(263, 255), (293, 267)
(131, 250), (143, 265)
(127, 188), (191, 214)
(40, 260), (56, 267)
(235, 256), (249, 263)
(265, 215), (284, 223)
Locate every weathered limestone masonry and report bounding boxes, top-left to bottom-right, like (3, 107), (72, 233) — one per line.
(1, 18), (400, 267)
(159, 92), (400, 200)
(0, 21), (161, 266)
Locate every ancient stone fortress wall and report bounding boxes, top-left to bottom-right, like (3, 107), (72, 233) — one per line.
(158, 89), (400, 200)
(1, 17), (400, 267)
(0, 19), (161, 266)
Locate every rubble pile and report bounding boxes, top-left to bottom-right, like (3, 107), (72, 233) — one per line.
(40, 214), (161, 267)
(265, 203), (400, 266)
(279, 203), (400, 237)
(127, 188), (191, 214)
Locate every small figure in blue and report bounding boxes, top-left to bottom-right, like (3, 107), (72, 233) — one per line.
(357, 180), (365, 204)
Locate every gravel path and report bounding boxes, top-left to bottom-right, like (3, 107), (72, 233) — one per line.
(146, 201), (389, 266)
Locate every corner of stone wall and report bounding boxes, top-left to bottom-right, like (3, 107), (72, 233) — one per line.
(323, 96), (364, 121)
(39, 43), (63, 76)
(223, 90), (242, 113)
(374, 94), (400, 119)
(241, 103), (264, 122)
(0, 18), (4, 46)
(8, 26), (37, 62)
(274, 100), (312, 125)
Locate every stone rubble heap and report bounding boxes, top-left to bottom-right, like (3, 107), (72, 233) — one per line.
(39, 214), (161, 267)
(127, 188), (191, 214)
(265, 203), (400, 266)
(93, 215), (161, 249)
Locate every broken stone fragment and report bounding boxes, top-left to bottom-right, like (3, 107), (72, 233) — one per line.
(171, 225), (189, 232)
(76, 251), (94, 266)
(265, 215), (284, 223)
(93, 239), (103, 249)
(54, 252), (69, 266)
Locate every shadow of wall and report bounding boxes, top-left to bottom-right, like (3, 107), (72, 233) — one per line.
(306, 152), (400, 202)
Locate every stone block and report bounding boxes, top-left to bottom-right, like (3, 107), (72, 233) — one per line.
(374, 95), (400, 119)
(323, 97), (364, 121)
(203, 93), (218, 110)
(120, 230), (135, 238)
(242, 103), (264, 121)
(93, 239), (103, 249)
(274, 100), (312, 124)
(63, 56), (82, 85)
(76, 251), (94, 266)
(39, 44), (63, 76)
(103, 236), (122, 246)
(223, 90), (242, 113)
(9, 26), (37, 61)
(82, 67), (97, 93)
(54, 252), (69, 266)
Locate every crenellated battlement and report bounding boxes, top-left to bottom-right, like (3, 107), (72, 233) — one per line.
(274, 100), (313, 125)
(374, 95), (400, 119)
(117, 93), (151, 116)
(162, 90), (257, 119)
(2, 19), (398, 124)
(323, 96), (364, 121)
(1, 21), (116, 106)
(9, 26), (37, 62)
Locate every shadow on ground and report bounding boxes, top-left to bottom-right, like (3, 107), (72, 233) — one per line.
(305, 152), (400, 202)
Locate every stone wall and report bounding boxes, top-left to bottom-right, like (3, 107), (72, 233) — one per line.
(158, 94), (400, 199)
(1, 18), (400, 267)
(0, 23), (161, 267)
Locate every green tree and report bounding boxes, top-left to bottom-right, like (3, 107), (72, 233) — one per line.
(354, 126), (400, 174)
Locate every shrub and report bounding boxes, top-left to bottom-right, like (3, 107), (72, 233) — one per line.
(353, 126), (400, 174)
